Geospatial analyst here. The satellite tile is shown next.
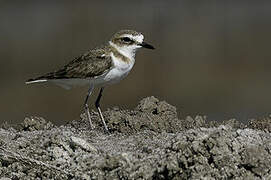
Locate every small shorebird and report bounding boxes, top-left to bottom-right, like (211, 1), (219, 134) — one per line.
(26, 30), (154, 132)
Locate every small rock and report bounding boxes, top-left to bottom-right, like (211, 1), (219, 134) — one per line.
(222, 118), (244, 129)
(70, 136), (98, 153)
(135, 96), (159, 113)
(52, 147), (69, 160)
(248, 115), (271, 132)
(18, 117), (54, 131)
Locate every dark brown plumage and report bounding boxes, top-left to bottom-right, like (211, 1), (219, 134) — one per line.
(27, 45), (113, 82)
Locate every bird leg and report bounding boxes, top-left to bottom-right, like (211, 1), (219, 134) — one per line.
(95, 87), (109, 132)
(84, 83), (94, 129)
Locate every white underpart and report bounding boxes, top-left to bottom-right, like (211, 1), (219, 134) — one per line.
(102, 52), (135, 84)
(101, 34), (143, 85)
(26, 34), (144, 89)
(50, 79), (89, 89)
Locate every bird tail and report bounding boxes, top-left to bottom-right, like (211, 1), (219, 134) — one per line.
(25, 79), (48, 84)
(25, 78), (72, 90)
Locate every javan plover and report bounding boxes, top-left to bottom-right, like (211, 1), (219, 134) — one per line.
(26, 30), (154, 132)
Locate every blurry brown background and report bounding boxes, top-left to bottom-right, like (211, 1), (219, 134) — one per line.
(1, 1), (271, 124)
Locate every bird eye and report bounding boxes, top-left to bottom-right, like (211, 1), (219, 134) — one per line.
(121, 37), (132, 42)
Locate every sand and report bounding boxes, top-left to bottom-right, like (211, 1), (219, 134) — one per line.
(1, 96), (271, 179)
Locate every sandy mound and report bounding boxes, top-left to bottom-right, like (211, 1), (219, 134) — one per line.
(0, 97), (271, 179)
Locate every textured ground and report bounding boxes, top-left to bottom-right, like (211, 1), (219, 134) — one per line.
(1, 96), (271, 180)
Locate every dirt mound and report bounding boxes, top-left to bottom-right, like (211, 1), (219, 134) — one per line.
(69, 96), (180, 134)
(1, 97), (271, 179)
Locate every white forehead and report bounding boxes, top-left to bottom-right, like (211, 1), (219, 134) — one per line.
(120, 34), (144, 43)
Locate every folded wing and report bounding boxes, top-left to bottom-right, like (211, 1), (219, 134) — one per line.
(26, 48), (113, 83)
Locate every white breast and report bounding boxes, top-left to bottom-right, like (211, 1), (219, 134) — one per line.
(103, 53), (134, 84)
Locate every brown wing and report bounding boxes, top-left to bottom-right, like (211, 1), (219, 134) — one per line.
(28, 48), (113, 81)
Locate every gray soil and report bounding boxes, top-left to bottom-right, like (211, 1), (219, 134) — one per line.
(1, 96), (271, 179)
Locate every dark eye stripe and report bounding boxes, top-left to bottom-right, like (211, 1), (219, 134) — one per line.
(121, 37), (133, 42)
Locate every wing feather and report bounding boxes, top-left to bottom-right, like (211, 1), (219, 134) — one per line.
(27, 47), (113, 82)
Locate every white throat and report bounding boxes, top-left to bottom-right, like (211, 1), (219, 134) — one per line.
(109, 41), (137, 61)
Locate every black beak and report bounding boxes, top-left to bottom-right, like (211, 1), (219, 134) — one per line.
(140, 42), (155, 49)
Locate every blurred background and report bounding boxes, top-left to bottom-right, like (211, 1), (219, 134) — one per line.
(1, 0), (271, 125)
